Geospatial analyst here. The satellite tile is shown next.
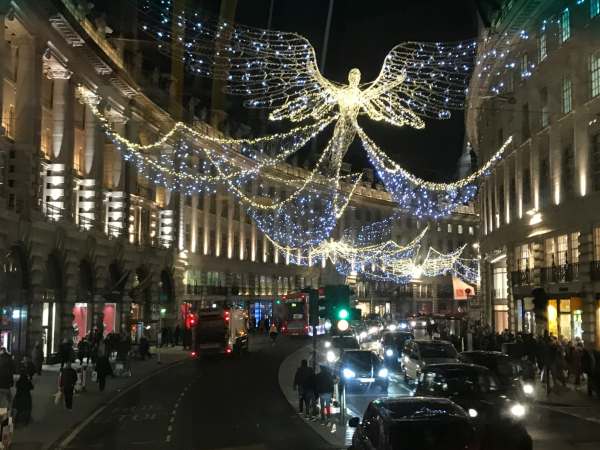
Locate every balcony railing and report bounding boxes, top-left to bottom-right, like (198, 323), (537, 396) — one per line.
(511, 268), (532, 286)
(541, 263), (579, 283)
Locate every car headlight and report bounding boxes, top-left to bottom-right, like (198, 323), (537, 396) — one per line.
(343, 368), (356, 379)
(399, 323), (407, 329)
(385, 348), (394, 357)
(468, 408), (478, 418)
(509, 403), (526, 418)
(522, 383), (534, 395)
(388, 324), (397, 331)
(324, 341), (331, 348)
(326, 350), (337, 363)
(359, 331), (368, 339)
(410, 321), (417, 327)
(378, 368), (389, 378)
(369, 327), (378, 334)
(421, 321), (427, 327)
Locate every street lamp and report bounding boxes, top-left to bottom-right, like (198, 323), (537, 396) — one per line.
(158, 307), (167, 364)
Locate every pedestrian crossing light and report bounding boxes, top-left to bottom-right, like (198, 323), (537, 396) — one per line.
(337, 308), (349, 320)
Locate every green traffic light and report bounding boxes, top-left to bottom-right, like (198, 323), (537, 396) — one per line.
(275, 299), (281, 304)
(337, 308), (349, 320)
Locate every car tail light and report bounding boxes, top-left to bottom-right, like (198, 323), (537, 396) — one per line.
(225, 346), (233, 354)
(191, 351), (197, 358)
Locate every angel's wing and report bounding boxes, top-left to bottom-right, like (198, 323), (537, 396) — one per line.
(140, 3), (336, 121)
(361, 40), (477, 126)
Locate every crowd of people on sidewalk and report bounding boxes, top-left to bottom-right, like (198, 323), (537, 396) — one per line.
(466, 324), (600, 397)
(293, 360), (336, 427)
(0, 326), (183, 430)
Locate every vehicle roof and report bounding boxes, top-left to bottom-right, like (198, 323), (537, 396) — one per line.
(383, 330), (413, 336)
(413, 339), (453, 345)
(461, 350), (509, 358)
(423, 362), (491, 373)
(343, 349), (376, 354)
(373, 397), (468, 420)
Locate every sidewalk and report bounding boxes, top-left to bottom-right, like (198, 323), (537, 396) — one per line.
(12, 346), (188, 450)
(278, 344), (349, 448)
(533, 379), (600, 424)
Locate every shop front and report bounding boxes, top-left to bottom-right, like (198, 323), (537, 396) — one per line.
(514, 297), (535, 335)
(547, 297), (583, 341)
(0, 306), (28, 355)
(72, 303), (89, 343)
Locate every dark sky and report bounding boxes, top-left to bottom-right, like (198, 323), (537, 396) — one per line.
(234, 0), (480, 181)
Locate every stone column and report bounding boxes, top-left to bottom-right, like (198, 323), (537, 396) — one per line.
(579, 228), (596, 347)
(13, 36), (43, 215)
(215, 191), (223, 257)
(227, 193), (234, 259)
(191, 194), (199, 253)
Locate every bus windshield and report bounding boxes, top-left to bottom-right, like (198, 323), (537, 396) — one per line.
(287, 301), (305, 320)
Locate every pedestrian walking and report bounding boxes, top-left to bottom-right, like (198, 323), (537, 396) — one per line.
(31, 341), (44, 376)
(12, 368), (33, 426)
(77, 338), (90, 366)
(58, 338), (73, 369)
(293, 359), (313, 414)
(139, 335), (151, 360)
(59, 361), (78, 410)
(0, 347), (15, 407)
(315, 365), (335, 425)
(173, 324), (181, 346)
(95, 354), (113, 392)
(269, 323), (278, 345)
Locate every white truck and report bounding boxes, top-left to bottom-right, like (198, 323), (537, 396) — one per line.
(193, 306), (249, 356)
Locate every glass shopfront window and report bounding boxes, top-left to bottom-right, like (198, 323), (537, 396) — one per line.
(547, 297), (583, 340)
(72, 303), (89, 343)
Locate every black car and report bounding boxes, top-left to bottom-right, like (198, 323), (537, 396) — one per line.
(416, 363), (532, 450)
(338, 350), (389, 393)
(349, 397), (479, 450)
(380, 331), (413, 368)
(460, 351), (534, 398)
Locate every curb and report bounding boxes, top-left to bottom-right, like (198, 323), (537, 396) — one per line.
(277, 344), (347, 448)
(48, 358), (187, 450)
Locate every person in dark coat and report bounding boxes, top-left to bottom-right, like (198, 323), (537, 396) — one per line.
(95, 354), (113, 392)
(77, 338), (90, 366)
(58, 339), (73, 369)
(19, 356), (35, 379)
(60, 361), (78, 410)
(315, 365), (335, 424)
(31, 341), (44, 375)
(139, 336), (151, 360)
(293, 359), (313, 413)
(173, 325), (181, 346)
(0, 347), (15, 407)
(582, 344), (598, 397)
(12, 368), (33, 426)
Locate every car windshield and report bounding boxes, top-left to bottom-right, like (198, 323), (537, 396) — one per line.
(344, 352), (375, 370)
(383, 333), (412, 347)
(464, 355), (520, 380)
(419, 343), (457, 359)
(389, 420), (473, 450)
(333, 337), (360, 349)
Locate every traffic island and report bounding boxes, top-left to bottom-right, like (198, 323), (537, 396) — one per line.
(278, 343), (350, 448)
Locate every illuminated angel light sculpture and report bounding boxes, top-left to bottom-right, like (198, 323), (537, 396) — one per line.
(140, 3), (511, 218)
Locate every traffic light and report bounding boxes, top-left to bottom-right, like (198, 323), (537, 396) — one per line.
(337, 308), (349, 320)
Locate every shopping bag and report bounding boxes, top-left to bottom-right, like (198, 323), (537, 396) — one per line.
(91, 371), (98, 382)
(54, 391), (63, 406)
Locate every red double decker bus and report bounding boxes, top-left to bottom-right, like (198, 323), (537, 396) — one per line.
(279, 291), (326, 336)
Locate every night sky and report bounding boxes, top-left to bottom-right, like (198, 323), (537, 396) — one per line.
(234, 0), (480, 181)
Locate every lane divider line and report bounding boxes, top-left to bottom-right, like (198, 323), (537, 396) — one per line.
(53, 359), (187, 449)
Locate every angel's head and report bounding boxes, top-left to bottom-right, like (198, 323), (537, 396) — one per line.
(348, 68), (361, 87)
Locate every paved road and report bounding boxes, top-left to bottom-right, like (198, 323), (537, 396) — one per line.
(61, 336), (332, 450)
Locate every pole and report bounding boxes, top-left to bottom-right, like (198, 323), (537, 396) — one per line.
(157, 315), (162, 364)
(312, 325), (317, 370)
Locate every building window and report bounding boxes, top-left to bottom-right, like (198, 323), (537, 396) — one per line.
(539, 33), (547, 61)
(594, 227), (600, 260)
(592, 135), (600, 191)
(562, 77), (572, 114)
(447, 223), (452, 233)
(592, 0), (600, 18)
(557, 234), (568, 265)
(570, 232), (580, 263)
(457, 224), (463, 234)
(540, 156), (551, 207)
(493, 267), (507, 300)
(522, 168), (531, 210)
(520, 53), (529, 78)
(545, 238), (556, 266)
(515, 244), (531, 270)
(591, 52), (600, 98)
(559, 8), (571, 43)
(540, 88), (549, 128)
(468, 226), (474, 235)
(562, 146), (575, 198)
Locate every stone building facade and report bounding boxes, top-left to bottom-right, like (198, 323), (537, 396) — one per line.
(469, 0), (600, 347)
